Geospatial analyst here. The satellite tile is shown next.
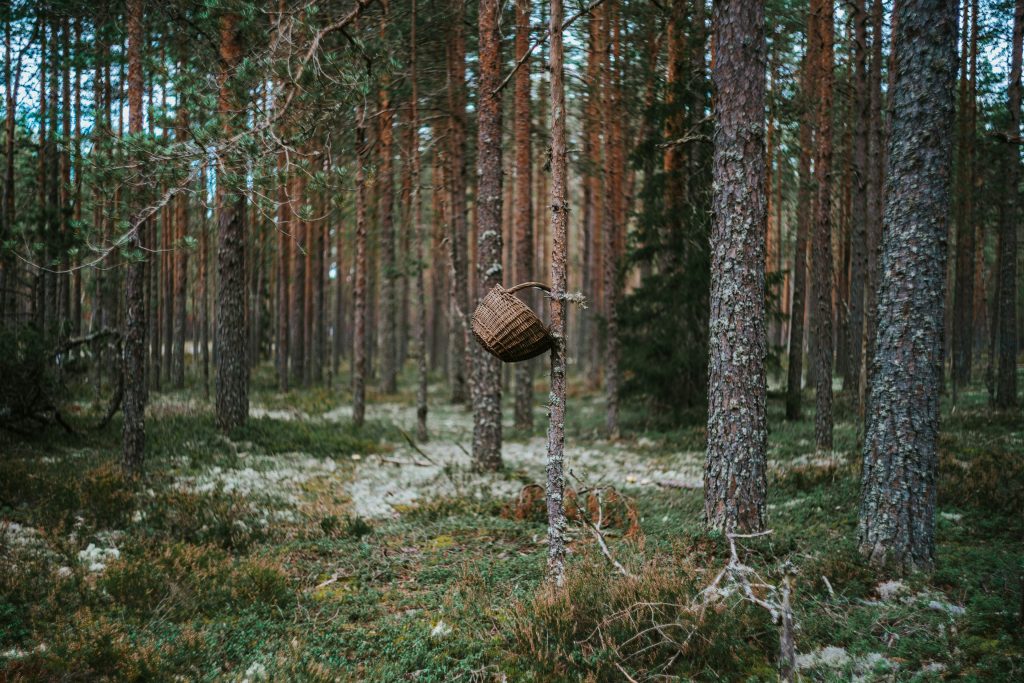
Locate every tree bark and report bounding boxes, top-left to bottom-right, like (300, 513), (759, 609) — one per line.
(290, 171), (307, 387)
(471, 0), (504, 472)
(353, 105), (369, 428)
(410, 0), (428, 442)
(863, 0), (885, 411)
(378, 21), (398, 393)
(811, 0), (835, 452)
(122, 0), (147, 476)
(546, 0), (569, 586)
(704, 0), (768, 533)
(996, 0), (1022, 409)
(858, 0), (957, 571)
(603, 2), (621, 437)
(785, 31), (818, 422)
(846, 0), (869, 407)
(513, 0), (535, 431)
(446, 1), (470, 405)
(215, 12), (249, 431)
(171, 99), (189, 389)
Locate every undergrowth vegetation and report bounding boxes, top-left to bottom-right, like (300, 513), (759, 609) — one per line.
(1, 369), (1021, 681)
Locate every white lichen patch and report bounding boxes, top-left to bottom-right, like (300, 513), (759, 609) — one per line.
(174, 453), (341, 505)
(344, 435), (705, 520)
(249, 406), (310, 422)
(78, 542), (120, 573)
(797, 646), (895, 679)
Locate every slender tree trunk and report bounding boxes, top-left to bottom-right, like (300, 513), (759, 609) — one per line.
(996, 0), (1022, 409)
(122, 0), (147, 476)
(603, 2), (621, 437)
(71, 19), (82, 337)
(1, 17), (13, 323)
(513, 0), (535, 431)
(546, 0), (569, 586)
(863, 0), (885, 411)
(215, 12), (248, 431)
(704, 0), (768, 533)
(353, 105), (369, 428)
(276, 152), (290, 391)
(379, 22), (398, 393)
(172, 100), (189, 389)
(786, 40), (817, 421)
(858, 0), (957, 571)
(471, 0), (505, 471)
(846, 0), (869, 407)
(811, 0), (835, 452)
(410, 0), (428, 442)
(290, 171), (307, 387)
(446, 1), (470, 404)
(199, 162), (211, 400)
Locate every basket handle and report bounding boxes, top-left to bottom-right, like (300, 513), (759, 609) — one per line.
(506, 281), (552, 294)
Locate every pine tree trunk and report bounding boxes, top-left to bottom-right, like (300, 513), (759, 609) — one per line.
(410, 0), (428, 442)
(171, 102), (189, 389)
(847, 0), (869, 407)
(446, 1), (470, 405)
(858, 0), (957, 571)
(199, 163), (210, 399)
(811, 0), (835, 452)
(704, 0), (768, 533)
(353, 106), (369, 428)
(786, 34), (817, 422)
(546, 0), (569, 586)
(863, 0), (885, 411)
(513, 0), (535, 432)
(276, 152), (290, 391)
(471, 0), (504, 472)
(215, 12), (248, 431)
(996, 0), (1022, 409)
(1, 18), (13, 324)
(290, 172), (307, 387)
(603, 2), (621, 437)
(122, 0), (147, 476)
(378, 55), (398, 394)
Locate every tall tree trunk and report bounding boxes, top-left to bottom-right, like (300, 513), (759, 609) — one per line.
(811, 0), (835, 452)
(122, 0), (147, 476)
(786, 36), (818, 421)
(290, 171), (307, 387)
(603, 2), (621, 437)
(996, 0), (1022, 409)
(378, 13), (398, 393)
(411, 0), (428, 442)
(199, 162), (211, 400)
(858, 0), (957, 571)
(846, 0), (869, 407)
(704, 0), (768, 533)
(215, 12), (248, 431)
(353, 105), (369, 428)
(951, 0), (973, 390)
(1, 17), (13, 323)
(471, 0), (504, 472)
(276, 151), (290, 391)
(513, 0), (535, 431)
(863, 0), (885, 411)
(546, 0), (569, 586)
(171, 101), (189, 389)
(446, 0), (470, 404)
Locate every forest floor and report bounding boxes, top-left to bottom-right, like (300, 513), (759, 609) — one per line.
(1, 364), (1022, 682)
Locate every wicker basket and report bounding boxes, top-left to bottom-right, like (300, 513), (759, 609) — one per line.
(471, 282), (553, 362)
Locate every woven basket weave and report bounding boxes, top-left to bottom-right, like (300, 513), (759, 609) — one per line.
(471, 282), (553, 363)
